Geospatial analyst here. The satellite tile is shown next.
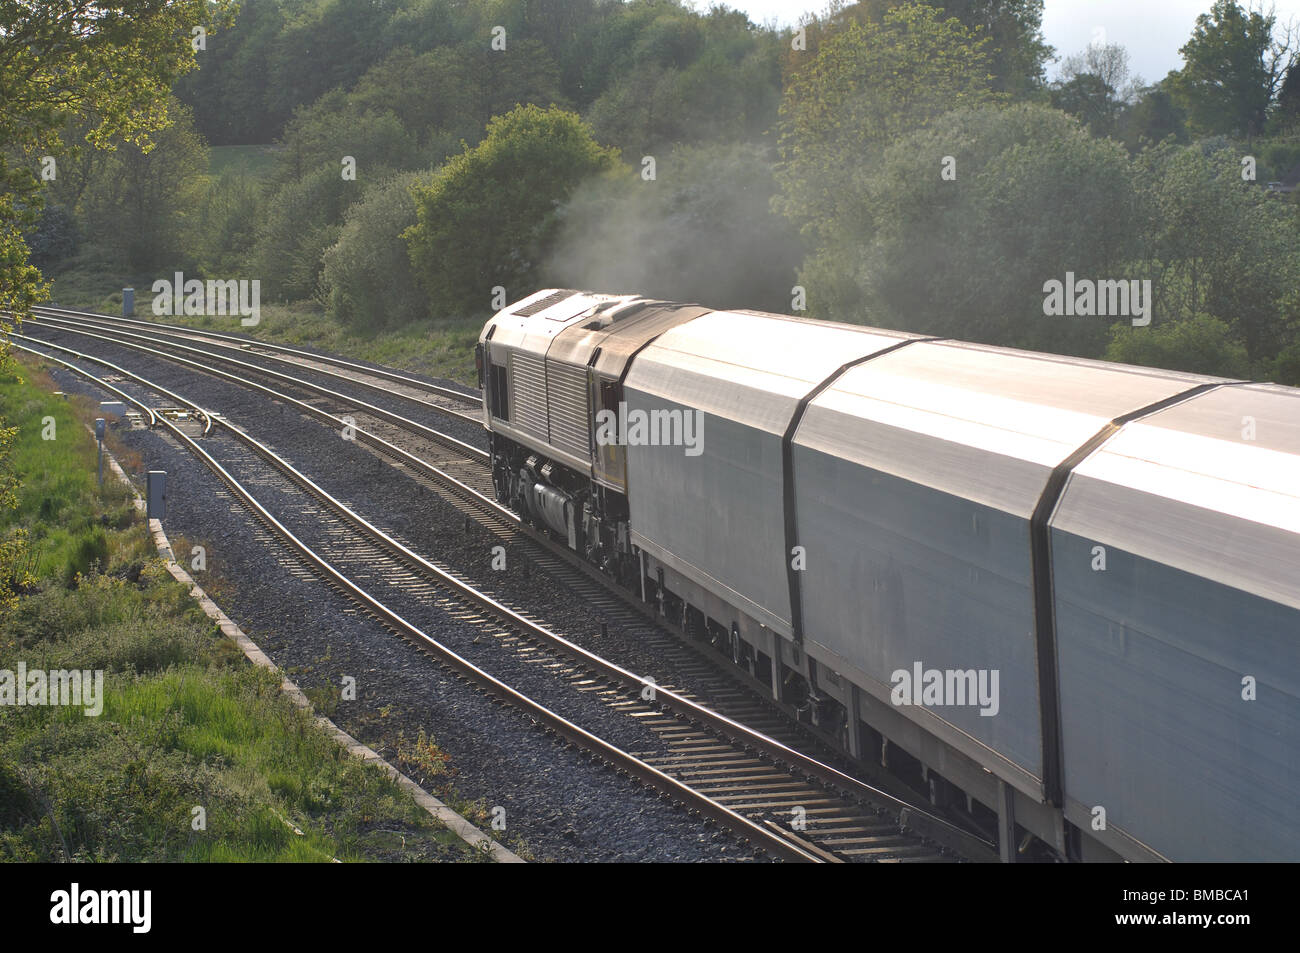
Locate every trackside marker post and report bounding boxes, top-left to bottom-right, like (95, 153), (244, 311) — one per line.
(147, 470), (167, 520)
(94, 417), (105, 485)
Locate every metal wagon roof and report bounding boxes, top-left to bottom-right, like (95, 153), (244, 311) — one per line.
(626, 310), (920, 434)
(794, 340), (1221, 518)
(1054, 382), (1300, 610)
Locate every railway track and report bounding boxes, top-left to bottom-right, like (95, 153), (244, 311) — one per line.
(31, 304), (482, 421)
(15, 310), (998, 861)
(14, 336), (826, 861)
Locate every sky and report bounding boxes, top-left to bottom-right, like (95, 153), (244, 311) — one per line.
(719, 1), (1300, 85)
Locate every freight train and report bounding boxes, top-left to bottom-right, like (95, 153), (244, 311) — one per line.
(476, 289), (1300, 862)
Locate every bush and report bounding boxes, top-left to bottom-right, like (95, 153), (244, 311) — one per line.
(320, 172), (428, 331)
(404, 105), (622, 318)
(808, 103), (1138, 357)
(1264, 341), (1300, 386)
(192, 167), (262, 275)
(249, 165), (359, 301)
(1105, 313), (1252, 378)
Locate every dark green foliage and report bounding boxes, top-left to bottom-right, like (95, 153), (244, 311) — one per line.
(76, 99), (210, 273)
(1276, 60), (1300, 132)
(776, 2), (1001, 246)
(1119, 83), (1189, 152)
(1167, 0), (1291, 139)
(174, 0), (289, 144)
(192, 168), (263, 275)
(405, 105), (622, 317)
(250, 164), (359, 301)
(1106, 314), (1252, 378)
(1135, 139), (1300, 362)
(321, 172), (428, 330)
(272, 95), (421, 187)
(27, 204), (78, 271)
(808, 104), (1138, 357)
(1052, 73), (1123, 138)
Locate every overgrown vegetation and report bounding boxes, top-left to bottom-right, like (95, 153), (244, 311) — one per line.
(16, 0), (1300, 388)
(0, 361), (479, 861)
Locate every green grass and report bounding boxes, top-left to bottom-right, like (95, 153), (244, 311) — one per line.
(0, 365), (143, 583)
(40, 246), (145, 319)
(165, 301), (483, 386)
(0, 359), (482, 861)
(39, 272), (484, 387)
(208, 144), (278, 180)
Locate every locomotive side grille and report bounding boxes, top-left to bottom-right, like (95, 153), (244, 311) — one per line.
(508, 349), (548, 442)
(547, 361), (591, 461)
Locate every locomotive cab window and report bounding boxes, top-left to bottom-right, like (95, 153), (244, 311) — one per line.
(488, 362), (510, 422)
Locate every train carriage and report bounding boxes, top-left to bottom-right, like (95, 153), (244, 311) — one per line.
(477, 289), (1300, 862)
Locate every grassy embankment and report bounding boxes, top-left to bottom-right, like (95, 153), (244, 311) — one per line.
(0, 357), (482, 861)
(44, 279), (483, 388)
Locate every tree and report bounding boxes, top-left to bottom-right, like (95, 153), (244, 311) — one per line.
(1266, 341), (1300, 385)
(321, 172), (429, 331)
(586, 9), (782, 157)
(261, 0), (395, 140)
(174, 0), (289, 145)
(1058, 41), (1137, 99)
(347, 40), (567, 160)
(404, 105), (622, 318)
(1168, 0), (1297, 139)
(251, 165), (360, 302)
(1135, 139), (1300, 361)
(926, 0), (1053, 95)
(27, 205), (79, 272)
(800, 104), (1140, 357)
(349, 48), (478, 149)
(1, 0), (232, 329)
(78, 100), (210, 273)
(1049, 42), (1143, 139)
(1118, 81), (1189, 152)
(192, 168), (263, 276)
(1275, 59), (1300, 131)
(274, 95), (420, 186)
(776, 1), (1000, 245)
(1105, 313), (1252, 378)
(1051, 73), (1123, 138)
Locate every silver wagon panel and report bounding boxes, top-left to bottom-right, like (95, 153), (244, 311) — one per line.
(625, 311), (914, 635)
(792, 341), (1207, 795)
(1051, 383), (1300, 860)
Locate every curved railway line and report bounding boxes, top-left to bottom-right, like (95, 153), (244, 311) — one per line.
(13, 305), (998, 862)
(31, 304), (482, 420)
